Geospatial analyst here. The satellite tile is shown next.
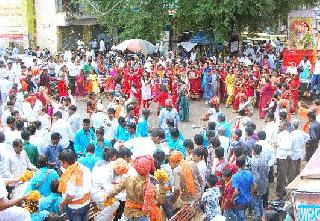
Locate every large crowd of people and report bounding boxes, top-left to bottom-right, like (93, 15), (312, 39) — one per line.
(0, 40), (320, 221)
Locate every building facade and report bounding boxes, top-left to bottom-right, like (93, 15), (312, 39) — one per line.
(35, 0), (103, 53)
(0, 0), (104, 53)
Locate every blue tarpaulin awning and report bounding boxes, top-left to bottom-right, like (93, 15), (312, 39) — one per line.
(188, 32), (213, 45)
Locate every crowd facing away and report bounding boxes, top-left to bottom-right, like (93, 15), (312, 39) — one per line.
(0, 41), (320, 221)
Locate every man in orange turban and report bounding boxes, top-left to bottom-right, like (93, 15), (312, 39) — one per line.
(105, 155), (166, 221)
(169, 151), (203, 207)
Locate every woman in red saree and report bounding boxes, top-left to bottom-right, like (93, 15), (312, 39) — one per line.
(57, 79), (69, 97)
(259, 78), (274, 119)
(188, 65), (202, 100)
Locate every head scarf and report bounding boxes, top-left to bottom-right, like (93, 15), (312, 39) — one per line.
(169, 151), (196, 196)
(133, 155), (156, 213)
(114, 158), (129, 175)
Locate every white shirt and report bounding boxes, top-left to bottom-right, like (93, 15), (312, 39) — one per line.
(314, 60), (320, 75)
(21, 100), (43, 122)
(218, 135), (230, 160)
(91, 161), (114, 203)
(30, 130), (50, 155)
(104, 118), (118, 141)
(121, 137), (159, 159)
(65, 164), (92, 209)
(51, 118), (73, 148)
(264, 121), (279, 147)
(276, 130), (293, 159)
(0, 79), (12, 94)
(290, 129), (310, 160)
(6, 150), (36, 177)
(0, 67), (7, 80)
(0, 143), (12, 178)
(256, 140), (276, 167)
(91, 112), (107, 130)
(208, 108), (219, 123)
(243, 57), (252, 66)
(196, 160), (207, 190)
(4, 129), (21, 146)
(67, 62), (78, 77)
(38, 114), (50, 130)
(0, 177), (31, 220)
(0, 177), (31, 221)
(99, 40), (105, 52)
(67, 112), (82, 141)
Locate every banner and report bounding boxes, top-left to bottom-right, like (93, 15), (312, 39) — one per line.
(0, 0), (26, 35)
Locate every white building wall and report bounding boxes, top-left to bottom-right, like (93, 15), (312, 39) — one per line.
(34, 0), (58, 53)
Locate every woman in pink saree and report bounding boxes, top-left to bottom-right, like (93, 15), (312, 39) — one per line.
(75, 69), (87, 97)
(259, 77), (274, 119)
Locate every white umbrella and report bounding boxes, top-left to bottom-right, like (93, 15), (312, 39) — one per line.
(116, 39), (156, 54)
(177, 42), (197, 52)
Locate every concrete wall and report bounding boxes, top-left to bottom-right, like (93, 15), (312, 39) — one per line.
(34, 0), (58, 53)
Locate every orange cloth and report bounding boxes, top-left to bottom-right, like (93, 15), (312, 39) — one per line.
(69, 193), (90, 205)
(58, 162), (83, 194)
(298, 107), (309, 133)
(169, 151), (196, 196)
(126, 201), (162, 221)
(180, 160), (196, 196)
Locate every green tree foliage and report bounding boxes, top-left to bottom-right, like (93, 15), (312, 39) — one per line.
(176, 0), (318, 41)
(79, 0), (318, 42)
(78, 0), (176, 43)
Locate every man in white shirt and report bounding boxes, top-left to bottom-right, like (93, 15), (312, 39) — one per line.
(6, 62), (16, 84)
(58, 150), (91, 220)
(217, 127), (230, 160)
(264, 112), (278, 147)
(29, 122), (50, 155)
(0, 76), (12, 103)
(289, 119), (310, 183)
(104, 107), (118, 141)
(275, 121), (293, 199)
(91, 103), (107, 131)
(4, 116), (21, 146)
(99, 39), (105, 52)
(37, 107), (50, 130)
(0, 60), (7, 81)
(67, 105), (82, 135)
(0, 132), (12, 178)
(51, 111), (73, 149)
(6, 139), (36, 177)
(21, 95), (43, 122)
(256, 131), (275, 168)
(193, 148), (207, 191)
(67, 58), (78, 95)
(243, 54), (253, 66)
(12, 59), (21, 83)
(310, 55), (320, 94)
(0, 177), (31, 221)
